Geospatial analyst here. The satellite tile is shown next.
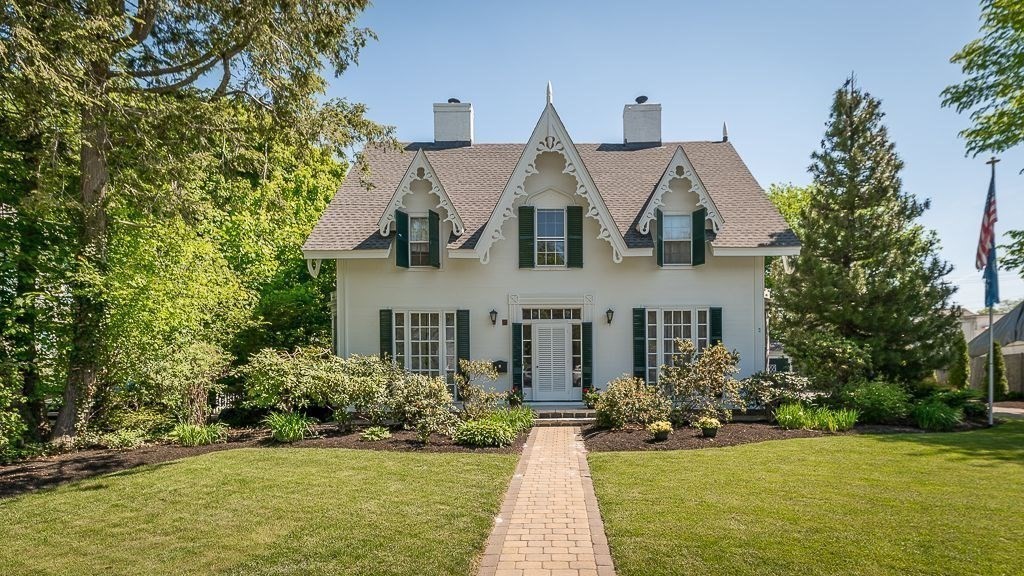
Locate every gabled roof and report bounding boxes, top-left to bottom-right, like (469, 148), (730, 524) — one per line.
(303, 139), (799, 256)
(376, 149), (465, 237)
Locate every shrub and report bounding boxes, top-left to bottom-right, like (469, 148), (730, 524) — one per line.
(962, 401), (988, 420)
(239, 346), (349, 413)
(659, 340), (744, 422)
(217, 405), (269, 427)
(947, 330), (970, 389)
(263, 411), (316, 443)
(148, 341), (232, 426)
(694, 416), (721, 430)
(596, 376), (671, 429)
(648, 420), (673, 434)
(359, 426), (391, 442)
(453, 419), (516, 447)
(168, 423), (228, 447)
(455, 359), (503, 421)
(741, 371), (813, 412)
(774, 404), (857, 431)
(78, 428), (149, 450)
(488, 407), (535, 434)
(774, 403), (807, 429)
(391, 373), (457, 443)
(931, 387), (981, 409)
(583, 388), (601, 409)
(784, 329), (873, 390)
(840, 380), (910, 424)
(911, 401), (963, 432)
(985, 341), (1009, 401)
(0, 381), (27, 457)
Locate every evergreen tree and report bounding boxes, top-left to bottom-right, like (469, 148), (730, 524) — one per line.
(774, 76), (959, 389)
(984, 341), (1009, 401)
(947, 329), (970, 389)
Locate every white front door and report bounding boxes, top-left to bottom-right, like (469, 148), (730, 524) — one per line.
(533, 324), (571, 401)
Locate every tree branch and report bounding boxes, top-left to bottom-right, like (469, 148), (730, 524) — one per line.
(213, 56), (230, 96)
(119, 0), (159, 47)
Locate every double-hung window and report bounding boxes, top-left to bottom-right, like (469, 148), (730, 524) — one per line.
(535, 209), (566, 266)
(409, 216), (430, 267)
(645, 307), (710, 382)
(393, 311), (459, 397)
(662, 214), (692, 265)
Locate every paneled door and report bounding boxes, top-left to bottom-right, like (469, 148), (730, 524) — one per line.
(533, 324), (570, 401)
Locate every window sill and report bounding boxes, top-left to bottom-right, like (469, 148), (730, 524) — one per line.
(660, 264), (694, 269)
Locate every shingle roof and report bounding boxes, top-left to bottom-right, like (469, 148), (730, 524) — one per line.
(303, 141), (799, 253)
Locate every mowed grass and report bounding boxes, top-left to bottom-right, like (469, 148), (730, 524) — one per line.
(0, 448), (516, 576)
(589, 422), (1024, 576)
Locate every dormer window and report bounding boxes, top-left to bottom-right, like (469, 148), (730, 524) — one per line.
(409, 216), (431, 267)
(662, 214), (692, 265)
(536, 209), (566, 267)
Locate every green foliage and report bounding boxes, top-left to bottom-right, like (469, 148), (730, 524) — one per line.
(583, 388), (601, 409)
(77, 428), (149, 450)
(263, 412), (316, 443)
(487, 407), (536, 435)
(775, 403), (858, 432)
(911, 401), (963, 432)
(239, 346), (347, 412)
(962, 401), (989, 420)
(168, 423), (229, 447)
(391, 373), (456, 443)
(775, 77), (959, 388)
(741, 371), (813, 412)
(455, 359), (503, 421)
(840, 380), (910, 424)
(931, 387), (982, 409)
(984, 341), (1010, 401)
(359, 426), (391, 442)
(647, 420), (672, 440)
(947, 330), (971, 389)
(342, 355), (405, 425)
(596, 375), (671, 430)
(658, 339), (744, 422)
(766, 183), (814, 238)
(453, 419), (516, 448)
(694, 416), (721, 430)
(0, 377), (27, 456)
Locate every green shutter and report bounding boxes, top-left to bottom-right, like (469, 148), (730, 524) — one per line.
(512, 322), (523, 387)
(428, 210), (441, 268)
(518, 205), (535, 269)
(456, 309), (470, 376)
(581, 321), (593, 387)
(655, 209), (664, 267)
(395, 210), (409, 269)
(632, 308), (647, 381)
(710, 307), (723, 346)
(379, 309), (393, 359)
(567, 205), (583, 268)
(692, 207), (707, 266)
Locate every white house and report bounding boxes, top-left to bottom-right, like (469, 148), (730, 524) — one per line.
(303, 89), (799, 403)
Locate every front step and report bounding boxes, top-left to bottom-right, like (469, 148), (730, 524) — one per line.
(530, 406), (595, 427)
(534, 417), (596, 427)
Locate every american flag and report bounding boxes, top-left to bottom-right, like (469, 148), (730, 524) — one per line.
(976, 167), (1000, 307)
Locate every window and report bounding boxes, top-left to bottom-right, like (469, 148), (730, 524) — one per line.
(409, 216), (430, 267)
(393, 311), (459, 398)
(662, 214), (691, 265)
(522, 324), (533, 389)
(645, 307), (709, 381)
(535, 209), (566, 266)
(571, 323), (582, 388)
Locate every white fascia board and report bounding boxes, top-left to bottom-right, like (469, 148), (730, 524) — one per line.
(303, 248), (391, 260)
(710, 245), (801, 256)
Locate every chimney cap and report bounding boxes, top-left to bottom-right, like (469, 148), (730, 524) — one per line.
(635, 95), (649, 104)
(447, 97), (461, 104)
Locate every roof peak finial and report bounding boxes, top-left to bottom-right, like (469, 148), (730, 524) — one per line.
(722, 121), (729, 142)
(546, 81), (553, 105)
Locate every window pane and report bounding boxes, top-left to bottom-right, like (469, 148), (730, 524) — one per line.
(410, 217), (429, 241)
(664, 240), (691, 265)
(411, 242), (430, 266)
(537, 209), (565, 238)
(663, 215), (691, 241)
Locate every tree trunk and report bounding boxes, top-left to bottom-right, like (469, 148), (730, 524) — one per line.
(52, 103), (109, 439)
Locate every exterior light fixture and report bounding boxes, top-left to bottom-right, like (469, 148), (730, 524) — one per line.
(606, 308), (615, 324)
(489, 309), (498, 325)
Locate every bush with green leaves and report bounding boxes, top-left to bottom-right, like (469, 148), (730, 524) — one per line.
(455, 359), (503, 420)
(453, 419), (516, 447)
(359, 426), (391, 442)
(0, 379), (27, 457)
(784, 330), (873, 390)
(839, 380), (910, 424)
(931, 387), (981, 409)
(168, 423), (229, 447)
(77, 428), (149, 450)
(487, 407), (535, 434)
(962, 401), (988, 420)
(648, 420), (672, 437)
(147, 341), (232, 426)
(741, 371), (813, 412)
(264, 411), (317, 443)
(343, 354), (404, 424)
(239, 346), (348, 413)
(911, 401), (963, 432)
(659, 340), (744, 422)
(392, 373), (456, 443)
(775, 403), (858, 432)
(596, 375), (671, 430)
(694, 416), (721, 430)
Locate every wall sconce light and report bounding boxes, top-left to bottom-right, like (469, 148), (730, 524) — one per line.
(489, 309), (498, 325)
(605, 308), (615, 324)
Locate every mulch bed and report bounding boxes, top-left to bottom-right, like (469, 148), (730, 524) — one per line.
(581, 421), (983, 452)
(0, 424), (526, 500)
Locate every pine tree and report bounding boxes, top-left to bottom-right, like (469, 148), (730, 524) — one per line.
(774, 76), (959, 389)
(947, 329), (970, 389)
(984, 341), (1009, 401)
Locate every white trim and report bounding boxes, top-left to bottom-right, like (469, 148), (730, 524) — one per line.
(508, 293), (595, 324)
(306, 258), (322, 278)
(637, 146), (724, 235)
(303, 247), (391, 260)
(377, 149), (465, 237)
(710, 245), (801, 256)
(447, 249), (481, 259)
(474, 103), (630, 264)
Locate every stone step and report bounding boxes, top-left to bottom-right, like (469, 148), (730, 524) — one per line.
(533, 417), (596, 427)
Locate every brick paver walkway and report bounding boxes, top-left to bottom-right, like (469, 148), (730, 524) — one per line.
(478, 426), (615, 576)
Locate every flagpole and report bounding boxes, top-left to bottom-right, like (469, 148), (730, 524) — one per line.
(986, 156), (999, 426)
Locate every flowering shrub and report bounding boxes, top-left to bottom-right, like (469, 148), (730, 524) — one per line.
(647, 420), (672, 440)
(741, 371), (813, 412)
(595, 376), (671, 429)
(694, 416), (721, 430)
(456, 359), (503, 421)
(659, 340), (744, 422)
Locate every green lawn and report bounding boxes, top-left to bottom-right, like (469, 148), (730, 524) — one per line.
(589, 422), (1024, 576)
(0, 448), (516, 576)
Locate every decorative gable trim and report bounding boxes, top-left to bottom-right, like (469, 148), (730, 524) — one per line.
(636, 146), (724, 235)
(377, 149), (465, 237)
(474, 103), (631, 264)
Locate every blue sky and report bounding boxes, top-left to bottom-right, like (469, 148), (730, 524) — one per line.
(327, 0), (1024, 310)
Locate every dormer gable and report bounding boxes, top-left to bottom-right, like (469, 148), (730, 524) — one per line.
(377, 149), (465, 238)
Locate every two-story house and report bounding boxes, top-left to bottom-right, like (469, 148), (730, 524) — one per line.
(303, 88), (799, 403)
